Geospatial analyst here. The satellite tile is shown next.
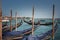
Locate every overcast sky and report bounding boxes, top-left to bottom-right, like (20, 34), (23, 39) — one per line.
(2, 0), (60, 18)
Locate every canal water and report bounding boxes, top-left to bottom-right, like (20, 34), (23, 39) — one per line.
(3, 18), (60, 40)
(54, 23), (60, 40)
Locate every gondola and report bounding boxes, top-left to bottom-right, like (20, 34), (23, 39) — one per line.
(2, 21), (22, 32)
(2, 18), (23, 32)
(24, 19), (40, 25)
(24, 19), (53, 25)
(2, 22), (7, 27)
(2, 22), (38, 40)
(2, 19), (9, 27)
(27, 23), (58, 40)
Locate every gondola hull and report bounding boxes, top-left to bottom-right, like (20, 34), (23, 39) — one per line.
(2, 23), (38, 40)
(27, 23), (58, 40)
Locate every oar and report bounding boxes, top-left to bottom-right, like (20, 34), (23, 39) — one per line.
(52, 4), (55, 40)
(32, 6), (34, 35)
(10, 9), (12, 32)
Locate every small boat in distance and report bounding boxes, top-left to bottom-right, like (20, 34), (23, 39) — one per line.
(2, 19), (9, 22)
(2, 19), (9, 27)
(24, 19), (40, 25)
(24, 19), (53, 25)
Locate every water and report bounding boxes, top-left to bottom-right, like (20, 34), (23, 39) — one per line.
(3, 18), (60, 40)
(33, 25), (52, 36)
(24, 18), (60, 40)
(13, 22), (32, 31)
(4, 19), (22, 26)
(54, 23), (60, 40)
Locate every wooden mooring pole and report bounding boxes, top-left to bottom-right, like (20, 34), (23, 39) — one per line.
(10, 9), (12, 32)
(32, 6), (34, 35)
(15, 12), (17, 31)
(52, 4), (55, 40)
(0, 8), (2, 40)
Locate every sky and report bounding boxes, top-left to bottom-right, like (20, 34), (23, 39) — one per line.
(2, 0), (60, 18)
